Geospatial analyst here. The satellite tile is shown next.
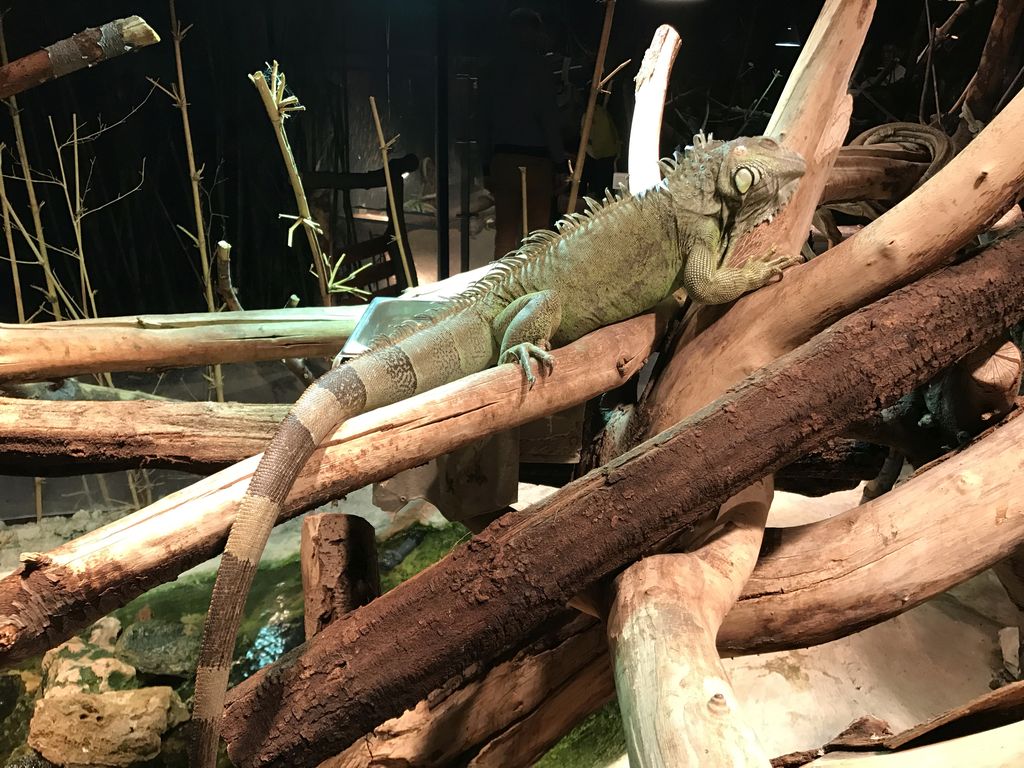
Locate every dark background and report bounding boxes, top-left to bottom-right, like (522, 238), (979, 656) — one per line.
(0, 1), (997, 320)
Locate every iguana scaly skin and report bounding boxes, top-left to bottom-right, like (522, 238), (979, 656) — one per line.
(190, 135), (805, 766)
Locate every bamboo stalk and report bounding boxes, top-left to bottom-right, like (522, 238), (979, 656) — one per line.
(0, 153), (23, 323)
(369, 95), (414, 289)
(566, 0), (616, 213)
(167, 0), (223, 402)
(0, 17), (59, 320)
(249, 63), (332, 305)
(518, 165), (528, 240)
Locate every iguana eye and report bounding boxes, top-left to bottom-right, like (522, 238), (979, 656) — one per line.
(734, 166), (755, 194)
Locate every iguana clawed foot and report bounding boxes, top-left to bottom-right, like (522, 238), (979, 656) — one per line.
(501, 342), (555, 389)
(750, 247), (802, 286)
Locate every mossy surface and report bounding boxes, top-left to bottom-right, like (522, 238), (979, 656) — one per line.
(379, 523), (470, 592)
(535, 701), (626, 768)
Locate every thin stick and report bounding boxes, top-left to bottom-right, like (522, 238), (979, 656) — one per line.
(33, 477), (42, 523)
(249, 63), (332, 305)
(566, 0), (616, 213)
(167, 0), (223, 402)
(518, 165), (528, 240)
(0, 152), (24, 323)
(368, 95), (414, 290)
(48, 115), (97, 318)
(215, 240), (242, 311)
(0, 17), (59, 320)
(598, 57), (632, 90)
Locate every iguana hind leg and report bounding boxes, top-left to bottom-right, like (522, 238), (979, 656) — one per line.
(493, 290), (562, 388)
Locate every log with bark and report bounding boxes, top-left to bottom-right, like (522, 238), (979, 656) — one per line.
(327, 407), (1024, 767)
(217, 236), (1024, 767)
(0, 312), (667, 665)
(300, 513), (379, 640)
(0, 306), (365, 384)
(0, 16), (160, 100)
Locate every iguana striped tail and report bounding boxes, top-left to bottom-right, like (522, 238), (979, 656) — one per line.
(189, 309), (496, 767)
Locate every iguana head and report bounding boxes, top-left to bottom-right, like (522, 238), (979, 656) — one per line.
(715, 137), (805, 235)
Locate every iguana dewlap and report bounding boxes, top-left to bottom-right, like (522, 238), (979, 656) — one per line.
(190, 135), (805, 766)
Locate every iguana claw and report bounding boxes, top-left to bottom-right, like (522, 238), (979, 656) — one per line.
(501, 342), (555, 389)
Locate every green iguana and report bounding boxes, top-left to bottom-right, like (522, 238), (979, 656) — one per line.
(190, 135), (806, 766)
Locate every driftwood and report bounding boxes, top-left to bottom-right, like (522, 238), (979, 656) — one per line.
(0, 399), (287, 475)
(330, 410), (1024, 766)
(300, 514), (379, 640)
(607, 492), (773, 768)
(321, 614), (614, 768)
(0, 306), (365, 384)
(607, 2), (869, 761)
(0, 16), (160, 100)
(217, 238), (1024, 767)
(0, 312), (666, 665)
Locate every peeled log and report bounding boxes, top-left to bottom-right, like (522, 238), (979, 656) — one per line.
(0, 399), (287, 475)
(0, 312), (666, 666)
(219, 236), (1024, 768)
(608, 493), (772, 768)
(608, 3), (868, 761)
(0, 306), (364, 384)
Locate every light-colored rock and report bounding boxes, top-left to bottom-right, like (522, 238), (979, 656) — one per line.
(41, 636), (136, 696)
(28, 687), (188, 767)
(85, 618), (121, 652)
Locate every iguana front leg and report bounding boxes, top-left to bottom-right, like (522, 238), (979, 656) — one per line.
(683, 219), (798, 305)
(493, 290), (562, 388)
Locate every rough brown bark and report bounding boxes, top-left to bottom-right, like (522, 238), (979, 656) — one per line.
(328, 409), (1024, 767)
(0, 313), (665, 666)
(847, 339), (1022, 466)
(219, 236), (1024, 768)
(0, 16), (160, 99)
(0, 398), (287, 475)
(0, 306), (364, 384)
(300, 514), (379, 640)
